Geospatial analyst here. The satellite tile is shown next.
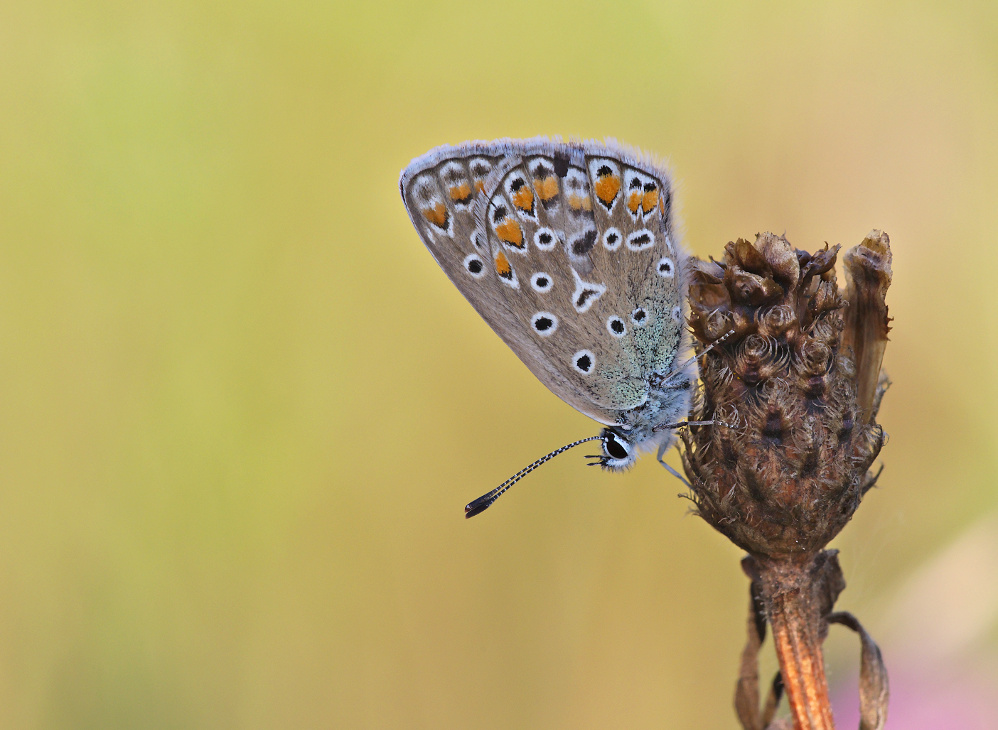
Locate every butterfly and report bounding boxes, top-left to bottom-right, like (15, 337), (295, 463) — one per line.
(400, 138), (709, 516)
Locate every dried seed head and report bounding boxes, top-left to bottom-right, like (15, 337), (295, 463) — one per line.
(682, 232), (892, 559)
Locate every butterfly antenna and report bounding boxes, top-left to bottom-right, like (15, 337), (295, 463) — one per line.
(698, 328), (735, 358)
(465, 436), (603, 518)
(661, 329), (736, 386)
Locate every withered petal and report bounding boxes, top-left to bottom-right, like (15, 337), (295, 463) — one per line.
(842, 230), (893, 423)
(726, 268), (784, 305)
(730, 237), (775, 277)
(756, 233), (801, 288)
(828, 611), (890, 730)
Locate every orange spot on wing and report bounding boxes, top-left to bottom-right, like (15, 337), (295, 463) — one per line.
(594, 175), (620, 206)
(534, 177), (559, 202)
(642, 188), (659, 214)
(448, 183), (471, 202)
(495, 251), (512, 277)
(511, 186), (534, 214)
(496, 218), (524, 248)
(474, 180), (485, 193)
(627, 192), (642, 214)
(567, 194), (592, 212)
(421, 202), (448, 228)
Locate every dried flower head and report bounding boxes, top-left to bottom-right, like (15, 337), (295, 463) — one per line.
(681, 231), (892, 560)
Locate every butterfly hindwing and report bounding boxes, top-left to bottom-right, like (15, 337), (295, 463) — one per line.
(400, 138), (690, 427)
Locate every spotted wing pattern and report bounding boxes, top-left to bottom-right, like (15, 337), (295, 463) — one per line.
(400, 138), (689, 426)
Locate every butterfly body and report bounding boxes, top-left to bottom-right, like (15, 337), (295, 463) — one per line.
(400, 138), (695, 473)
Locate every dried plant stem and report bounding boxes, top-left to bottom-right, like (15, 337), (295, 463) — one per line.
(764, 571), (834, 729)
(742, 552), (845, 730)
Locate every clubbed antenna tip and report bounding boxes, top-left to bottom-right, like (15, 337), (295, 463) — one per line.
(463, 436), (602, 518)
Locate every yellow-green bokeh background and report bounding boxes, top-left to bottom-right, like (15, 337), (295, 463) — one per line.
(2, 1), (997, 727)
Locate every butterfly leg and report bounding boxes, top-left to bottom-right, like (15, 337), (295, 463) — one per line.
(657, 440), (692, 488)
(653, 419), (720, 432)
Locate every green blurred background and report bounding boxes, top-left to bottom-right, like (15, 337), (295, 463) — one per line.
(1, 1), (996, 727)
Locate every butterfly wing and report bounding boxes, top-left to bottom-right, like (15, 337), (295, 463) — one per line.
(400, 138), (689, 426)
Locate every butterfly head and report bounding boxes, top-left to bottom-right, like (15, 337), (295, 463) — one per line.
(594, 427), (637, 471)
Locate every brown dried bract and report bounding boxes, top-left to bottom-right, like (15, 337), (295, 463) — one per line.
(682, 232), (890, 559)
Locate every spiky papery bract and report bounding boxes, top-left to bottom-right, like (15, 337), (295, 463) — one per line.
(681, 232), (891, 559)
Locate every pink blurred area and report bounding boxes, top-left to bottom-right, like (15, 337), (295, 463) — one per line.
(834, 515), (998, 728)
(835, 662), (998, 729)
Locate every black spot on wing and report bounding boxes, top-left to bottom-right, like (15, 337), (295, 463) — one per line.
(576, 288), (600, 309)
(570, 229), (597, 256)
(553, 154), (570, 178)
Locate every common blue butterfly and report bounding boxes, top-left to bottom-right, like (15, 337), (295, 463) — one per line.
(400, 139), (707, 516)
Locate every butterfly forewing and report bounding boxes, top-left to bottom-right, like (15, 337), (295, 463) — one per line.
(401, 147), (510, 319)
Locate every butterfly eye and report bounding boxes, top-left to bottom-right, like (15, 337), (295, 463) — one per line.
(603, 431), (630, 461)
